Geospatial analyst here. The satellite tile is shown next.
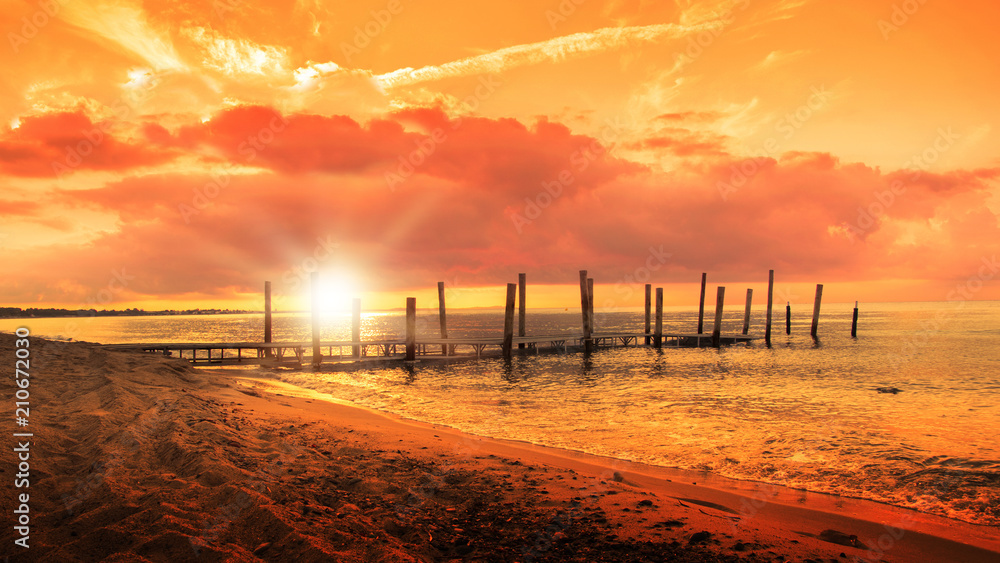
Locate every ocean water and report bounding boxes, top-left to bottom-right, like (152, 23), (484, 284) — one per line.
(5, 301), (999, 526)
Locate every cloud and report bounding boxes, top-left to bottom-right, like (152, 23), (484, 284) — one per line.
(0, 111), (178, 177)
(374, 23), (711, 90)
(183, 27), (289, 77)
(61, 2), (186, 71)
(4, 104), (993, 306)
(750, 49), (809, 71)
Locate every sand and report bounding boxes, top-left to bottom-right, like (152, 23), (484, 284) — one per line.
(2, 332), (998, 562)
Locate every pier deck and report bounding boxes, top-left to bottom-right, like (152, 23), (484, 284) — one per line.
(101, 332), (756, 365)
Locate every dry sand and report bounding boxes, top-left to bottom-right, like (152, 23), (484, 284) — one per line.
(2, 333), (998, 562)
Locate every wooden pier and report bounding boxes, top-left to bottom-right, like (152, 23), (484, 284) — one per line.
(97, 268), (847, 366)
(101, 331), (756, 366)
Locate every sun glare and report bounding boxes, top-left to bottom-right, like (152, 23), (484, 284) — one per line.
(314, 272), (360, 314)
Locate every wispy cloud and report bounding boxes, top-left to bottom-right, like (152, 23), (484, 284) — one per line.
(61, 2), (185, 72)
(374, 23), (712, 90)
(751, 49), (809, 71)
(184, 27), (288, 77)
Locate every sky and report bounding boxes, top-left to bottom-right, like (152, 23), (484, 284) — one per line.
(1, 0), (999, 312)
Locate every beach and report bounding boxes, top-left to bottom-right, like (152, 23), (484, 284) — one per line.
(3, 332), (998, 562)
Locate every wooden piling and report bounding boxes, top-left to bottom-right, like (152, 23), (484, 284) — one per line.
(785, 302), (791, 335)
(851, 301), (859, 338)
(712, 286), (725, 348)
(311, 272), (321, 367)
(697, 273), (707, 334)
(579, 270), (592, 352)
(518, 273), (526, 349)
(437, 282), (448, 355)
(765, 270), (774, 346)
(644, 284), (652, 345)
(405, 297), (416, 361)
(503, 282), (517, 358)
(264, 281), (272, 358)
(811, 284), (823, 338)
(352, 298), (361, 358)
(587, 277), (595, 333)
(654, 287), (663, 348)
(743, 288), (753, 335)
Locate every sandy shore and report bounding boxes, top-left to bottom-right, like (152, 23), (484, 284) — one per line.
(2, 333), (998, 562)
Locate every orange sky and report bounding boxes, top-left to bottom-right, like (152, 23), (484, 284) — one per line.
(1, 0), (999, 312)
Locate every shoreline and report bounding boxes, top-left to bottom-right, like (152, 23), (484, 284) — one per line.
(231, 374), (985, 530)
(231, 375), (1000, 557)
(2, 334), (997, 562)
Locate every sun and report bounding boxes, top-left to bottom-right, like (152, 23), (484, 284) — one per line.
(314, 272), (360, 314)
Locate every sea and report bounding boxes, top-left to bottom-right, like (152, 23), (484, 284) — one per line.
(5, 301), (999, 527)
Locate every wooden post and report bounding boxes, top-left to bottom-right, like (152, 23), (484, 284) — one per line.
(579, 270), (592, 352)
(811, 284), (823, 338)
(697, 273), (707, 334)
(765, 270), (774, 346)
(311, 272), (321, 367)
(654, 288), (663, 348)
(742, 288), (753, 335)
(644, 284), (652, 345)
(264, 281), (272, 358)
(785, 302), (791, 335)
(405, 297), (416, 361)
(352, 298), (361, 358)
(518, 273), (526, 349)
(587, 278), (595, 333)
(437, 282), (448, 355)
(851, 301), (859, 338)
(712, 286), (725, 348)
(503, 283), (516, 358)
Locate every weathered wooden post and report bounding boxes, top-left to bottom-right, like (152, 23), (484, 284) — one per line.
(264, 281), (272, 358)
(712, 286), (725, 348)
(405, 297), (416, 361)
(785, 302), (791, 335)
(654, 287), (663, 348)
(311, 272), (321, 367)
(644, 284), (652, 345)
(697, 273), (707, 334)
(579, 270), (592, 353)
(810, 284), (823, 338)
(742, 288), (753, 335)
(587, 277), (595, 334)
(352, 298), (362, 358)
(518, 273), (526, 349)
(503, 283), (517, 358)
(765, 270), (774, 346)
(851, 301), (859, 338)
(437, 282), (448, 355)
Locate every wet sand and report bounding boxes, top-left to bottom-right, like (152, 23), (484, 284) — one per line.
(2, 333), (998, 562)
